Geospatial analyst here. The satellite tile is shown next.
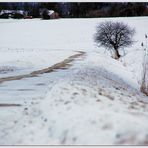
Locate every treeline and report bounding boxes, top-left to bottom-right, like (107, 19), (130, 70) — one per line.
(0, 2), (148, 18)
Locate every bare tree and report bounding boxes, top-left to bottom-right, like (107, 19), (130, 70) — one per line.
(94, 21), (135, 59)
(141, 35), (148, 96)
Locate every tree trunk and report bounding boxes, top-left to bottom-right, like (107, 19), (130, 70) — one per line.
(114, 48), (121, 59)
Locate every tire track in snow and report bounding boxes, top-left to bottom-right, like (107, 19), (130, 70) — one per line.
(0, 103), (21, 107)
(0, 51), (85, 84)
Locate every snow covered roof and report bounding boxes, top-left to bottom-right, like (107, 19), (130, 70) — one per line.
(16, 10), (24, 15)
(0, 10), (24, 15)
(0, 10), (13, 15)
(47, 10), (54, 15)
(39, 9), (55, 16)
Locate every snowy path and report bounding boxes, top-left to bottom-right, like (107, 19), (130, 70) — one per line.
(0, 51), (86, 144)
(0, 51), (148, 145)
(0, 51), (85, 84)
(0, 51), (85, 106)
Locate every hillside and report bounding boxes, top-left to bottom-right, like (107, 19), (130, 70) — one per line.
(0, 17), (148, 145)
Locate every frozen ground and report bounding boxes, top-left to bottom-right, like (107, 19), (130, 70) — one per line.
(0, 17), (148, 145)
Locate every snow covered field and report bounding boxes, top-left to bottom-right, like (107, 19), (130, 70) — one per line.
(0, 17), (148, 145)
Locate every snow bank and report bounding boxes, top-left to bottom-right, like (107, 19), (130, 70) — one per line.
(37, 54), (148, 144)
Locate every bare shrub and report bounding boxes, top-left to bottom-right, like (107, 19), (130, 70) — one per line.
(141, 35), (148, 96)
(94, 21), (135, 59)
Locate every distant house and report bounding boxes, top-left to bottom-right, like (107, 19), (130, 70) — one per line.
(0, 10), (14, 18)
(40, 8), (59, 19)
(12, 10), (25, 19)
(24, 16), (33, 19)
(0, 10), (27, 19)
